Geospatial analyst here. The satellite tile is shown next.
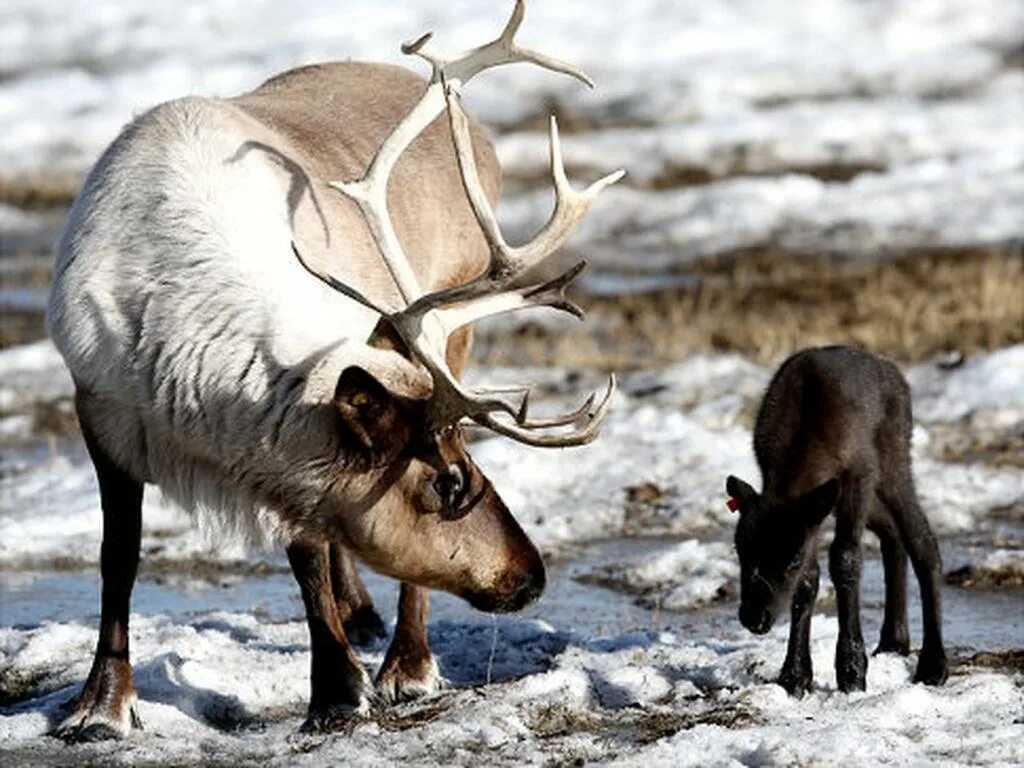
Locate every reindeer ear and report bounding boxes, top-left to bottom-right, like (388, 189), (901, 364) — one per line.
(335, 362), (427, 453)
(798, 478), (840, 528)
(344, 345), (433, 402)
(726, 475), (758, 512)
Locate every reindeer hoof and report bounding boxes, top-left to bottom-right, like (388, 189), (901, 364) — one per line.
(303, 664), (372, 732)
(299, 699), (371, 734)
(778, 669), (813, 698)
(376, 653), (443, 704)
(51, 657), (141, 742)
(343, 605), (388, 647)
(913, 647), (949, 686)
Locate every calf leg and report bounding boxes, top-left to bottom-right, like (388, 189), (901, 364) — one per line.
(376, 584), (442, 703)
(884, 483), (948, 685)
(873, 521), (910, 655)
(778, 559), (820, 698)
(829, 480), (868, 692)
(287, 540), (371, 731)
(54, 423), (143, 742)
(328, 544), (386, 646)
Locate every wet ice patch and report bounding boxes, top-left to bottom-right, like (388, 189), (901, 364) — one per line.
(578, 539), (738, 611)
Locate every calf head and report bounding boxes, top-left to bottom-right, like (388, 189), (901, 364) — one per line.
(727, 475), (839, 634)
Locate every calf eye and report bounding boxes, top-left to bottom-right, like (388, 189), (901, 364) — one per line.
(433, 464), (466, 516)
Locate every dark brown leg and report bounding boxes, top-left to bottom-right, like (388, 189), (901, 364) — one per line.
(829, 479), (868, 693)
(885, 482), (948, 685)
(329, 543), (386, 646)
(778, 559), (819, 697)
(376, 584), (441, 703)
(287, 540), (371, 731)
(874, 522), (911, 655)
(53, 423), (143, 741)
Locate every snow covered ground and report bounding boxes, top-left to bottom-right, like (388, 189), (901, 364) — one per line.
(2, 613), (1022, 767)
(1, 341), (1022, 765)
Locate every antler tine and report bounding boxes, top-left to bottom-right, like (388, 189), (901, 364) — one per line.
(407, 89), (622, 314)
(515, 390), (596, 429)
(449, 87), (625, 273)
(303, 1), (619, 447)
(407, 0), (594, 89)
(416, 261), (586, 342)
(471, 374), (616, 447)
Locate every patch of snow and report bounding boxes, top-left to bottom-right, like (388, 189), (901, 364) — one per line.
(908, 345), (1024, 427)
(502, 150), (1024, 270)
(2, 612), (1021, 766)
(2, 343), (1021, 565)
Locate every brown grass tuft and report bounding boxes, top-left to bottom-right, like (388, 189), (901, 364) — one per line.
(472, 247), (1024, 369)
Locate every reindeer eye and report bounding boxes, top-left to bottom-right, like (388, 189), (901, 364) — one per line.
(433, 464), (466, 514)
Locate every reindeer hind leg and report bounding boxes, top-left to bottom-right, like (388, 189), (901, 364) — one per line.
(329, 543), (387, 646)
(53, 415), (143, 742)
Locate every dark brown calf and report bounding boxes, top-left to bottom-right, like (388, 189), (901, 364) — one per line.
(727, 346), (947, 695)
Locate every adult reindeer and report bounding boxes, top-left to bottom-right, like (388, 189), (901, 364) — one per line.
(47, 1), (622, 738)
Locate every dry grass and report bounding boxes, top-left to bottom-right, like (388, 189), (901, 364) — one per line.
(472, 247), (1024, 369)
(0, 173), (79, 210)
(3, 245), (1021, 368)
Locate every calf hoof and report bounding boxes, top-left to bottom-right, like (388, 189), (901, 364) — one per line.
(52, 657), (141, 742)
(913, 647), (949, 686)
(376, 652), (442, 704)
(873, 638), (911, 656)
(874, 627), (911, 656)
(342, 605), (388, 647)
(836, 641), (868, 693)
(777, 668), (813, 698)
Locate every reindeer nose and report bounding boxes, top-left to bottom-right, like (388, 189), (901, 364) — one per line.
(467, 557), (547, 614)
(508, 558), (547, 611)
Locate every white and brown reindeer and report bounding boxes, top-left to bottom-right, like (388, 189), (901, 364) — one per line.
(47, 1), (622, 739)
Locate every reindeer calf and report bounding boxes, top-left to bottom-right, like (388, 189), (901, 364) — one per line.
(726, 346), (948, 695)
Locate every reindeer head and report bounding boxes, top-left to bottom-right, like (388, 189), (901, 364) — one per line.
(727, 475), (839, 633)
(295, 1), (623, 612)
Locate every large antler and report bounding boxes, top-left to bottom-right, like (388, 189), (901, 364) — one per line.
(296, 0), (622, 447)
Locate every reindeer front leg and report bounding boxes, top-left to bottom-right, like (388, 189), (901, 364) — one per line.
(376, 584), (442, 702)
(779, 559), (819, 697)
(287, 540), (372, 731)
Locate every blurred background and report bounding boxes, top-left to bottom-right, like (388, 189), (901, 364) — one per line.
(2, 0), (1022, 362)
(0, 1), (1022, 759)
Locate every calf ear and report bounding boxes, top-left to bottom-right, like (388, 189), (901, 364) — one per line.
(726, 475), (758, 511)
(799, 478), (840, 528)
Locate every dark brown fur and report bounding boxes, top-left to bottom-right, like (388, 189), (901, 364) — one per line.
(727, 346), (947, 695)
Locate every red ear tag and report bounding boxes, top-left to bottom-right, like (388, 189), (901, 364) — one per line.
(726, 497), (740, 512)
